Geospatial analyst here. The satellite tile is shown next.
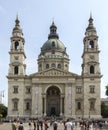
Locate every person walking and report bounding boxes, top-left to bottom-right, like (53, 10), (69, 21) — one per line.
(44, 120), (49, 130)
(39, 120), (43, 130)
(12, 119), (18, 130)
(28, 122), (32, 130)
(37, 119), (40, 130)
(65, 118), (73, 130)
(33, 121), (36, 130)
(18, 121), (24, 130)
(53, 120), (58, 130)
(88, 122), (93, 130)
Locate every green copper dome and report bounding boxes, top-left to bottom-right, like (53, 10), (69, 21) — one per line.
(41, 21), (66, 52)
(41, 39), (66, 52)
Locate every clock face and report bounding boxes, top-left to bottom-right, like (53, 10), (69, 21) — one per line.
(90, 55), (95, 59)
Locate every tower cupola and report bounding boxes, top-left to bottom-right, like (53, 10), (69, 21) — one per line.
(85, 14), (97, 36)
(12, 15), (23, 38)
(48, 21), (59, 39)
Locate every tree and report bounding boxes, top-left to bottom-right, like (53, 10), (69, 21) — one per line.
(101, 102), (108, 118)
(0, 104), (7, 118)
(105, 85), (108, 96)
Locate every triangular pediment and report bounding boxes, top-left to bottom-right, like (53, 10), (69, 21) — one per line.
(29, 68), (79, 77)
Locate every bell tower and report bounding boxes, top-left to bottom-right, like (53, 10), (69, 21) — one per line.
(82, 15), (101, 77)
(8, 16), (26, 76)
(82, 15), (102, 118)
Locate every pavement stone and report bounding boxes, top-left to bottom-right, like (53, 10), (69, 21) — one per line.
(0, 123), (81, 130)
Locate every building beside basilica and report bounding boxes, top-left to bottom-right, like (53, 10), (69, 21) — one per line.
(7, 15), (102, 119)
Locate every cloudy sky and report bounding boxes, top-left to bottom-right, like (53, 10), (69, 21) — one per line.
(0, 0), (108, 106)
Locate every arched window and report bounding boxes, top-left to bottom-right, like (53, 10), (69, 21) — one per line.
(46, 64), (49, 69)
(58, 64), (61, 69)
(77, 102), (81, 110)
(14, 66), (18, 75)
(51, 28), (56, 33)
(52, 41), (55, 47)
(89, 41), (94, 48)
(90, 65), (94, 74)
(15, 41), (19, 50)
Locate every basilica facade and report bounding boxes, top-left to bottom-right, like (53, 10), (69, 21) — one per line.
(7, 16), (102, 119)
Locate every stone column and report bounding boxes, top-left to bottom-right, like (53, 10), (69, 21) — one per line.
(44, 95), (46, 116)
(42, 97), (44, 115)
(35, 87), (39, 116)
(68, 87), (72, 115)
(60, 96), (63, 116)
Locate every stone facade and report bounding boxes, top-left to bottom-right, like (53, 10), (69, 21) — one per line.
(7, 15), (102, 119)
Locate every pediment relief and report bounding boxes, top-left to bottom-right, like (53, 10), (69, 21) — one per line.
(30, 68), (79, 77)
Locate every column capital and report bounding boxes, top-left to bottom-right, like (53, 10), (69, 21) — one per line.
(42, 93), (46, 98)
(60, 93), (65, 98)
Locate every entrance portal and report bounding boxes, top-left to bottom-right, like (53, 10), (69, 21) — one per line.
(51, 107), (56, 115)
(46, 86), (60, 116)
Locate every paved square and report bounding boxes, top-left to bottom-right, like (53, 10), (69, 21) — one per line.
(0, 122), (81, 130)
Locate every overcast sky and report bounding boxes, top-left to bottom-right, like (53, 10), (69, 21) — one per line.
(0, 0), (108, 106)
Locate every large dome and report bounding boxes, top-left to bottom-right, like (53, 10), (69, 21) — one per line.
(41, 21), (66, 53)
(41, 38), (66, 52)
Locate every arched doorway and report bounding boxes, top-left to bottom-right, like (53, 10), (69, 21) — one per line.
(46, 86), (60, 116)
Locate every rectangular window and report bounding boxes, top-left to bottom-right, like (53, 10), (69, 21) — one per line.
(14, 101), (18, 110)
(13, 86), (18, 93)
(89, 85), (95, 93)
(77, 102), (81, 110)
(12, 99), (19, 111)
(26, 87), (31, 94)
(24, 100), (31, 111)
(90, 101), (95, 110)
(26, 102), (30, 110)
(76, 86), (82, 94)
